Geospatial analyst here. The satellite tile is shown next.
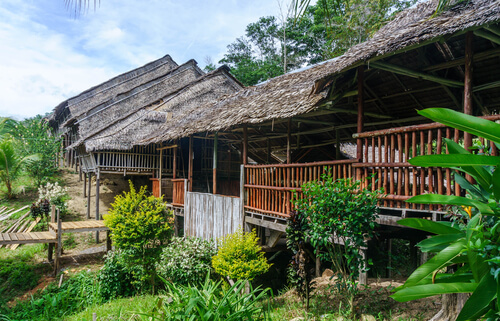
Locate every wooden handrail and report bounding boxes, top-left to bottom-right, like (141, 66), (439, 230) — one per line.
(244, 159), (357, 169)
(353, 114), (500, 139)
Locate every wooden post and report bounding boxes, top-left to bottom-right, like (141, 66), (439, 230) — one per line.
(243, 125), (248, 165)
(188, 136), (193, 192)
(95, 169), (100, 243)
(464, 32), (473, 152)
(266, 138), (271, 164)
(287, 119), (291, 164)
(83, 172), (87, 198)
(78, 163), (82, 182)
(387, 238), (393, 278)
(359, 247), (367, 285)
(87, 173), (92, 220)
(173, 143), (177, 179)
(48, 205), (56, 262)
(335, 129), (341, 159)
(357, 65), (365, 161)
(54, 208), (62, 275)
(240, 164), (245, 229)
(213, 132), (218, 194)
(159, 149), (163, 199)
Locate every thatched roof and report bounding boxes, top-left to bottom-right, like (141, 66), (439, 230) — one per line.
(139, 0), (500, 143)
(48, 54), (178, 128)
(78, 66), (243, 151)
(70, 59), (205, 148)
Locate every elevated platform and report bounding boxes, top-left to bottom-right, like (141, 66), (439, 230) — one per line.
(0, 232), (56, 245)
(49, 220), (109, 234)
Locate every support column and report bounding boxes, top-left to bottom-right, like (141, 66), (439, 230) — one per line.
(188, 136), (193, 192)
(95, 169), (100, 243)
(359, 247), (367, 285)
(213, 132), (218, 194)
(243, 125), (248, 165)
(335, 129), (341, 159)
(86, 173), (92, 220)
(266, 138), (271, 164)
(173, 143), (177, 179)
(464, 32), (473, 152)
(83, 172), (87, 198)
(387, 238), (393, 278)
(159, 149), (163, 199)
(357, 65), (365, 161)
(287, 119), (291, 164)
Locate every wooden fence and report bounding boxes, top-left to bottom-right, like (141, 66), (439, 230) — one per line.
(184, 192), (242, 240)
(244, 159), (356, 218)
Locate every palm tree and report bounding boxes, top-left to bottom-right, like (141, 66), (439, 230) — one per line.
(0, 140), (38, 199)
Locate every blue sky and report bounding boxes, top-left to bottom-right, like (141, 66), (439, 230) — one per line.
(0, 0), (290, 119)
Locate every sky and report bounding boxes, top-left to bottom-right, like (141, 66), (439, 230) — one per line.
(0, 0), (291, 120)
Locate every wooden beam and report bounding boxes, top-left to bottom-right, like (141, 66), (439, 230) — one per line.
(474, 29), (500, 46)
(464, 32), (473, 152)
(213, 132), (218, 194)
(357, 66), (364, 161)
(287, 119), (291, 164)
(243, 125), (248, 165)
(486, 25), (500, 37)
(188, 135), (193, 192)
(322, 105), (393, 119)
(474, 80), (500, 92)
(370, 61), (464, 88)
(157, 145), (178, 151)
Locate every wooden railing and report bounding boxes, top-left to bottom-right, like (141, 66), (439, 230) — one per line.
(244, 159), (356, 218)
(172, 179), (187, 207)
(353, 115), (500, 210)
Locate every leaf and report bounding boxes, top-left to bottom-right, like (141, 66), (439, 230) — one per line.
(454, 173), (489, 202)
(493, 167), (500, 202)
(417, 234), (463, 252)
(418, 108), (500, 143)
(409, 154), (500, 167)
(404, 239), (466, 287)
(398, 218), (461, 235)
(457, 273), (497, 321)
(407, 194), (494, 215)
(391, 282), (477, 302)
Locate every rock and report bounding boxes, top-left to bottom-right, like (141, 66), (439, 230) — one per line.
(322, 268), (334, 278)
(360, 314), (376, 321)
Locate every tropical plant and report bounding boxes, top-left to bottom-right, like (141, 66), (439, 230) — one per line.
(294, 174), (381, 314)
(98, 249), (142, 300)
(11, 116), (62, 186)
(0, 139), (38, 199)
(149, 276), (271, 320)
(104, 181), (174, 292)
(391, 108), (500, 321)
(212, 228), (271, 282)
(157, 236), (217, 286)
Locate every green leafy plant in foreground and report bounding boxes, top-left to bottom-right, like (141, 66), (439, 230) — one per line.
(391, 108), (500, 321)
(148, 276), (271, 320)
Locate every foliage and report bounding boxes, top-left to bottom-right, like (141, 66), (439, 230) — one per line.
(391, 108), (500, 321)
(148, 276), (271, 320)
(0, 139), (38, 199)
(1, 271), (101, 321)
(11, 115), (61, 186)
(105, 181), (174, 291)
(286, 210), (315, 309)
(157, 236), (217, 286)
(220, 7), (327, 86)
(294, 175), (381, 313)
(98, 249), (142, 300)
(212, 228), (271, 282)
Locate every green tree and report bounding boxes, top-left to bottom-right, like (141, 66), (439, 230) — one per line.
(391, 108), (500, 321)
(0, 139), (38, 199)
(104, 181), (174, 292)
(11, 116), (62, 186)
(294, 175), (381, 314)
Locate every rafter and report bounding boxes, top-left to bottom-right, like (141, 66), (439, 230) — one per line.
(474, 29), (500, 45)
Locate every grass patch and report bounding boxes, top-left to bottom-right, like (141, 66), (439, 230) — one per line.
(65, 295), (157, 321)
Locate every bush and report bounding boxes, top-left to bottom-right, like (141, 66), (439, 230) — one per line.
(149, 276), (271, 320)
(157, 236), (217, 286)
(104, 181), (174, 291)
(212, 228), (271, 282)
(98, 249), (142, 300)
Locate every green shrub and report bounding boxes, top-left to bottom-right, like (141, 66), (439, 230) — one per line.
(104, 181), (174, 292)
(149, 276), (271, 320)
(212, 228), (271, 281)
(98, 249), (143, 300)
(157, 236), (217, 285)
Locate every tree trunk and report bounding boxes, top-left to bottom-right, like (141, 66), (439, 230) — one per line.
(429, 293), (469, 321)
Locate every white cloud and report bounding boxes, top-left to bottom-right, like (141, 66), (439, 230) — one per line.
(0, 0), (289, 119)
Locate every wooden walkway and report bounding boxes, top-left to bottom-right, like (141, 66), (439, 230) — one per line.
(49, 220), (108, 234)
(0, 232), (56, 245)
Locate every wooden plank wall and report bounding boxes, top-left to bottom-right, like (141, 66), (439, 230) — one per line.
(184, 192), (242, 240)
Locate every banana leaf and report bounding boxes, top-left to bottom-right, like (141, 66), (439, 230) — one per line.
(391, 282), (477, 302)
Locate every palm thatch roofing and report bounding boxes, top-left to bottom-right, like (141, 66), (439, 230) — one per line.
(81, 66), (243, 151)
(48, 54), (178, 129)
(139, 0), (500, 145)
